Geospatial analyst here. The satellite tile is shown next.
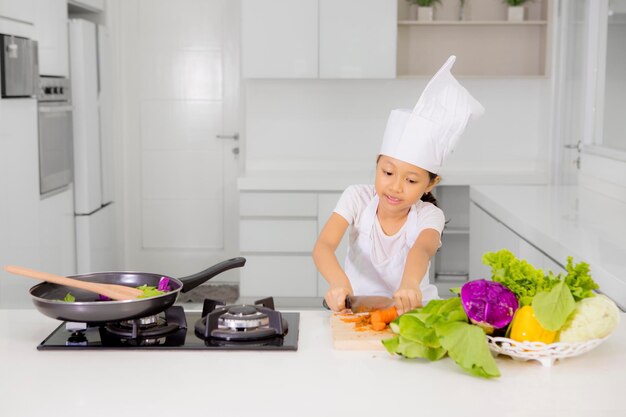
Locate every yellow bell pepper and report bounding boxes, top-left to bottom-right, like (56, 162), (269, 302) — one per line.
(509, 305), (557, 344)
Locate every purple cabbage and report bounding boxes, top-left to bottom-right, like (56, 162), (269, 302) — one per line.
(157, 277), (171, 292)
(460, 279), (519, 333)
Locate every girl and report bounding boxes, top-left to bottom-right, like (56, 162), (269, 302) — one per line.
(312, 56), (484, 314)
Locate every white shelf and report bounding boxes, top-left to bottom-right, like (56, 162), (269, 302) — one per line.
(443, 227), (469, 235)
(396, 0), (552, 77)
(398, 20), (548, 25)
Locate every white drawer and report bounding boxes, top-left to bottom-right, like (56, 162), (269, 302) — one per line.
(240, 219), (317, 252)
(240, 255), (317, 297)
(240, 192), (317, 217)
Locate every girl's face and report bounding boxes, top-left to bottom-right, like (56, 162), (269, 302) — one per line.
(375, 155), (439, 215)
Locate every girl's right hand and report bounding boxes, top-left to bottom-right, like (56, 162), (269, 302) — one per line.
(324, 286), (352, 312)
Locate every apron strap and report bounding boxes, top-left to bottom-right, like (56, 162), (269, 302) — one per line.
(359, 194), (379, 237)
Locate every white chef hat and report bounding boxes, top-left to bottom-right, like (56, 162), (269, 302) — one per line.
(379, 55), (484, 174)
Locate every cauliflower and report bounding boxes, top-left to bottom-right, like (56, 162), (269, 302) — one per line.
(557, 294), (620, 342)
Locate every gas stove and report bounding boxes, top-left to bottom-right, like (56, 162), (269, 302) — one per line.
(37, 297), (299, 351)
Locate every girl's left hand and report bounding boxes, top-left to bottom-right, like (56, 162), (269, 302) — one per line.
(393, 286), (422, 315)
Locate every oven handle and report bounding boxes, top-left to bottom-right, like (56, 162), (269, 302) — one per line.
(38, 105), (73, 113)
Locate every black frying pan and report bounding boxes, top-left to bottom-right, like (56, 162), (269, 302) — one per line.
(28, 257), (246, 323)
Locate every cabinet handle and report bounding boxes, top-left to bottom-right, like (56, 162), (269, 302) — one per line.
(216, 133), (239, 141)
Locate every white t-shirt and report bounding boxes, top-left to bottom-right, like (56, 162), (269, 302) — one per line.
(333, 184), (445, 296)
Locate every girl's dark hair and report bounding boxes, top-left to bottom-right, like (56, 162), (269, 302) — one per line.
(376, 155), (440, 206)
(421, 171), (439, 207)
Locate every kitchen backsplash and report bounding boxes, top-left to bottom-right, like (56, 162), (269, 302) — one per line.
(244, 77), (551, 178)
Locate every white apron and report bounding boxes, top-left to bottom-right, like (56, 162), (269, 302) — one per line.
(343, 195), (439, 303)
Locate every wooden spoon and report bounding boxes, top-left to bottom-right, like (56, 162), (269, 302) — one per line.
(4, 265), (144, 301)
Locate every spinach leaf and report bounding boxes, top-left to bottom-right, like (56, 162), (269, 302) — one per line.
(436, 321), (500, 378)
(532, 281), (576, 331)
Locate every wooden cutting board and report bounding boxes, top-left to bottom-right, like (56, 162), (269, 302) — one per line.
(330, 313), (395, 350)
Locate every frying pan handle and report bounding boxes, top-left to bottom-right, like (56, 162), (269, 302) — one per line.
(179, 257), (246, 293)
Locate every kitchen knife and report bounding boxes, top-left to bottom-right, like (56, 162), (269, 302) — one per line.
(345, 295), (394, 313)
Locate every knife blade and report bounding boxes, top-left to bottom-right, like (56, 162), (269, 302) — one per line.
(345, 295), (394, 313)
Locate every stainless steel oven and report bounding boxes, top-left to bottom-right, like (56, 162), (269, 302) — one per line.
(37, 76), (74, 197)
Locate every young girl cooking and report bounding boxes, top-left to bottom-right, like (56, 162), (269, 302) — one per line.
(313, 56), (484, 315)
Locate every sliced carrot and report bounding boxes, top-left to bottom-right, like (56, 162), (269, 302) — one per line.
(370, 322), (387, 331)
(370, 306), (398, 325)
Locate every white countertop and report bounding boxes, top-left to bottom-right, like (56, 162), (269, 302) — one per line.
(471, 185), (626, 310)
(238, 169), (548, 191)
(2, 308), (626, 417)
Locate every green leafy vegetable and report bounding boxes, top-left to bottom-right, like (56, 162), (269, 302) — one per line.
(483, 250), (599, 333)
(136, 284), (165, 299)
(531, 280), (576, 331)
(62, 292), (75, 302)
(562, 256), (599, 301)
(436, 321), (500, 378)
(382, 297), (500, 378)
(482, 249), (557, 305)
(483, 250), (598, 305)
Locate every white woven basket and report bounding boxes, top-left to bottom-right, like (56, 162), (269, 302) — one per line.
(486, 335), (610, 367)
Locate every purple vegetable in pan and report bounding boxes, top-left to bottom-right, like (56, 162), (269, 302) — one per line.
(157, 277), (171, 292)
(460, 279), (519, 334)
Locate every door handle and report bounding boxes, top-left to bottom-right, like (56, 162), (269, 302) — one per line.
(216, 133), (239, 141)
(563, 141), (581, 152)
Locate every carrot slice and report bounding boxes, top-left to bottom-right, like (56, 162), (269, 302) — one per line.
(370, 306), (398, 325)
(370, 322), (387, 331)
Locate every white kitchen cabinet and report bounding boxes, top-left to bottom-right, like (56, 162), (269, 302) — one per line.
(39, 188), (76, 276)
(316, 192), (347, 297)
(68, 0), (104, 13)
(469, 201), (566, 281)
(240, 255), (318, 297)
(241, 0), (318, 78)
(319, 0), (396, 78)
(240, 219), (317, 253)
(0, 99), (40, 308)
(240, 192), (317, 217)
(239, 191), (319, 297)
(241, 0), (396, 79)
(0, 0), (34, 23)
(33, 0), (69, 77)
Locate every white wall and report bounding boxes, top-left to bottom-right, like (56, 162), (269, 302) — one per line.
(244, 78), (551, 180)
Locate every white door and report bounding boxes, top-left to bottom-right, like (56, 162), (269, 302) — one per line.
(113, 0), (241, 281)
(550, 0), (593, 185)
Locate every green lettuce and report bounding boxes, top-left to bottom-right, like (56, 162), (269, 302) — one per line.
(482, 249), (558, 305)
(482, 249), (599, 331)
(136, 284), (166, 299)
(562, 256), (599, 301)
(382, 297), (500, 378)
(436, 321), (501, 378)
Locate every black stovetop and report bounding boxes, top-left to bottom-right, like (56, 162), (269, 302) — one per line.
(37, 304), (299, 351)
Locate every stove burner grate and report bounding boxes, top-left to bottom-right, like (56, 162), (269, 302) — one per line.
(103, 306), (187, 340)
(194, 297), (288, 341)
